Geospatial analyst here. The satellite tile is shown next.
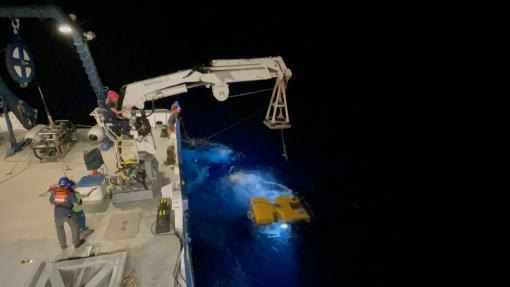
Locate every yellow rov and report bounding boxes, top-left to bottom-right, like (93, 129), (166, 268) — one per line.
(249, 195), (311, 225)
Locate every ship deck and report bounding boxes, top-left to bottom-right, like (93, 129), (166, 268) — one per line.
(0, 125), (186, 286)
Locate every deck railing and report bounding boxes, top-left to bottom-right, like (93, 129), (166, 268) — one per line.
(176, 118), (195, 287)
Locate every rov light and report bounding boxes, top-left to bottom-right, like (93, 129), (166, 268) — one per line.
(58, 24), (73, 33)
(280, 223), (289, 229)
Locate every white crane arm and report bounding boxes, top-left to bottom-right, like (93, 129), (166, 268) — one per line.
(119, 56), (292, 110)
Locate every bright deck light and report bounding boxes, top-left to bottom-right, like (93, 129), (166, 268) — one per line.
(58, 24), (72, 33)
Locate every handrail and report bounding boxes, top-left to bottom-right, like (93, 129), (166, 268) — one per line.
(176, 118), (195, 287)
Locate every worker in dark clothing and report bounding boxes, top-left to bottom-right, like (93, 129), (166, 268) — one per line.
(105, 90), (130, 136)
(106, 90), (122, 117)
(49, 176), (84, 249)
(168, 101), (181, 134)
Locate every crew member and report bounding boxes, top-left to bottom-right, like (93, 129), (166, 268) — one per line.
(105, 90), (130, 136)
(106, 90), (123, 117)
(49, 176), (84, 249)
(70, 180), (95, 237)
(168, 101), (181, 133)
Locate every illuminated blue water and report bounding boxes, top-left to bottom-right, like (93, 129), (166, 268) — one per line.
(181, 142), (308, 287)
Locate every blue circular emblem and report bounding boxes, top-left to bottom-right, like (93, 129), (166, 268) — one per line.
(5, 38), (35, 87)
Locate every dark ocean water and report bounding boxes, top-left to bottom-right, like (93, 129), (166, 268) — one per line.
(176, 71), (398, 286)
(181, 141), (311, 287)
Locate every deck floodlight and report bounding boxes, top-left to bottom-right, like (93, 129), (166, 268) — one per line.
(58, 24), (72, 33)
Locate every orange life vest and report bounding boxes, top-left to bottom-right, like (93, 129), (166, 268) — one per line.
(54, 187), (69, 205)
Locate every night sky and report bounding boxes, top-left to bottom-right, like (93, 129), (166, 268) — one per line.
(0, 1), (420, 286)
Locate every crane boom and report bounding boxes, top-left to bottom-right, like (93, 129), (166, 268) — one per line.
(119, 56), (292, 122)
